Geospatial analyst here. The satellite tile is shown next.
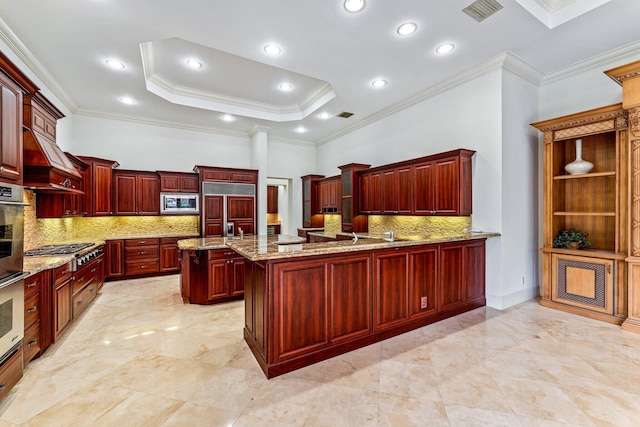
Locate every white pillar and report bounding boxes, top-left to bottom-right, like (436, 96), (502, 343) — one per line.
(250, 125), (269, 235)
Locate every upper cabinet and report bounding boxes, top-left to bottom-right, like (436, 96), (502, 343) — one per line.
(339, 163), (370, 233)
(0, 51), (38, 185)
(77, 156), (118, 217)
(194, 165), (257, 184)
(358, 149), (474, 216)
(113, 170), (160, 215)
(36, 153), (88, 218)
(301, 174), (324, 228)
(318, 176), (341, 213)
(157, 171), (199, 193)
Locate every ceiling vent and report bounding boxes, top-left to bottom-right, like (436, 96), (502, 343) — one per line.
(463, 0), (504, 22)
(336, 111), (354, 118)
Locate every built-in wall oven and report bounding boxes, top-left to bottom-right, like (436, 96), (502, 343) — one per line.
(0, 182), (28, 365)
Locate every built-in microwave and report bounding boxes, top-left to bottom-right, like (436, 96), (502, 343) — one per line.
(160, 193), (199, 215)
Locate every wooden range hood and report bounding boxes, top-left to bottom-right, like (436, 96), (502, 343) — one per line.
(23, 92), (83, 194)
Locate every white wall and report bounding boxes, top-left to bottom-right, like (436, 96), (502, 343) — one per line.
(317, 70), (507, 308)
(499, 70), (540, 309)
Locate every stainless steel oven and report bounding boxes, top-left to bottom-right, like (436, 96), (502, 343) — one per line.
(0, 182), (28, 364)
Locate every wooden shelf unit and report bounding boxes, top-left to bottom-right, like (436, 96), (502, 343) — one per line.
(532, 104), (629, 324)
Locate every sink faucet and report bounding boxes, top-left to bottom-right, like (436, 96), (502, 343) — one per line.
(352, 232), (358, 242)
(383, 231), (394, 241)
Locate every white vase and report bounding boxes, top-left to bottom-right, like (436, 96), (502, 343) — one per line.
(564, 139), (593, 175)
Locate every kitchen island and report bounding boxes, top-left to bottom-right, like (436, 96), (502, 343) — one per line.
(179, 232), (498, 378)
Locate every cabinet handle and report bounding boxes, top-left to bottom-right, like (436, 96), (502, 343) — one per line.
(139, 265), (147, 269)
(27, 306), (37, 313)
(138, 251), (146, 255)
(139, 241), (145, 244)
(27, 281), (38, 288)
(77, 300), (83, 305)
(28, 339), (38, 347)
(0, 166), (4, 172)
(91, 268), (97, 273)
(0, 382), (5, 391)
(77, 277), (84, 282)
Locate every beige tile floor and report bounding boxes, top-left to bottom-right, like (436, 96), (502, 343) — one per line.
(1, 275), (640, 426)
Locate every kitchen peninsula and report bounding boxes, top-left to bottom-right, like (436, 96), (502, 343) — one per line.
(179, 231), (498, 377)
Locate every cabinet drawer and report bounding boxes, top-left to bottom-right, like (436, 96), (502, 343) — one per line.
(72, 281), (97, 319)
(125, 246), (160, 260)
(24, 273), (42, 298)
(24, 291), (40, 328)
(53, 262), (73, 284)
(125, 260), (160, 275)
(208, 249), (237, 260)
(0, 345), (23, 402)
(24, 321), (41, 364)
(125, 238), (159, 247)
(72, 273), (97, 295)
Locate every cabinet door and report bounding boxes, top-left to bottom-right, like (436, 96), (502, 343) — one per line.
(413, 162), (435, 214)
(0, 75), (22, 184)
(267, 185), (278, 213)
(53, 279), (72, 341)
(105, 240), (124, 278)
(227, 196), (254, 220)
(434, 157), (459, 214)
(208, 258), (229, 300)
(439, 243), (464, 310)
(137, 173), (160, 215)
(382, 169), (398, 213)
(329, 255), (371, 342)
(229, 257), (245, 296)
(159, 175), (180, 192)
(397, 167), (413, 213)
(92, 162), (113, 216)
(409, 247), (438, 318)
(180, 175), (199, 192)
(374, 251), (409, 331)
(359, 172), (381, 214)
(160, 243), (180, 272)
(204, 195), (223, 236)
(113, 173), (137, 215)
(328, 179), (340, 210)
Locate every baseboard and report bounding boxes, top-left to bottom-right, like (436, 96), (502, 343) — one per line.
(486, 286), (539, 310)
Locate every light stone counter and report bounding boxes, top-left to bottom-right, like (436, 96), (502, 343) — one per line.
(178, 232), (500, 262)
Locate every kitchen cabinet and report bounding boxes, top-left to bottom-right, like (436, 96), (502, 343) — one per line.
(181, 248), (245, 304)
(35, 153), (88, 218)
(359, 171), (382, 214)
(301, 174), (324, 228)
(158, 171), (199, 193)
(0, 344), (23, 403)
(319, 176), (341, 213)
(267, 185), (278, 213)
(195, 165), (257, 184)
(339, 163), (370, 233)
(413, 153), (473, 215)
(0, 69), (23, 185)
(113, 170), (160, 215)
(71, 257), (100, 320)
(52, 262), (73, 342)
(203, 195), (223, 237)
(244, 239), (486, 377)
(382, 167), (412, 214)
(124, 238), (159, 276)
(227, 196), (255, 235)
(24, 273), (42, 364)
(105, 240), (124, 279)
(160, 236), (197, 272)
(78, 156), (118, 216)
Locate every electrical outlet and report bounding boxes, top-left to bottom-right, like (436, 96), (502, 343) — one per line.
(420, 296), (428, 309)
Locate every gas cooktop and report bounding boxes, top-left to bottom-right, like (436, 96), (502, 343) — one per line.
(24, 243), (94, 256)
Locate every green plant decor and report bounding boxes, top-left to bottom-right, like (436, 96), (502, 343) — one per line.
(553, 228), (592, 249)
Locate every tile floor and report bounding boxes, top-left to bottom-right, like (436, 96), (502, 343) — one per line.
(1, 275), (639, 426)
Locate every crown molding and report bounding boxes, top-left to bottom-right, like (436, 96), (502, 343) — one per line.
(541, 40), (640, 86)
(0, 12), (77, 111)
(316, 52), (542, 146)
(75, 108), (250, 139)
(249, 125), (271, 137)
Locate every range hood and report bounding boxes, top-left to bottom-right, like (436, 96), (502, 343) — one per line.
(22, 92), (83, 194)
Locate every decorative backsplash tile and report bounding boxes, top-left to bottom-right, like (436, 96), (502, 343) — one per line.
(368, 215), (471, 237)
(323, 215), (342, 235)
(24, 190), (199, 249)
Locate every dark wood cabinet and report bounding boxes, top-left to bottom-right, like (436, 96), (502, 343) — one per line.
(318, 176), (341, 213)
(267, 185), (278, 213)
(105, 240), (124, 278)
(124, 238), (159, 276)
(382, 167), (412, 214)
(339, 163), (370, 233)
(24, 272), (42, 364)
(77, 156), (118, 216)
(71, 257), (100, 320)
(181, 248), (245, 304)
(52, 262), (73, 342)
(160, 236), (196, 272)
(0, 71), (23, 185)
(158, 171), (199, 193)
(195, 166), (258, 184)
(0, 344), (23, 403)
(35, 153), (88, 218)
(302, 174), (324, 228)
(204, 195), (223, 237)
(244, 238), (486, 378)
(359, 171), (382, 214)
(227, 196), (255, 235)
(113, 170), (160, 215)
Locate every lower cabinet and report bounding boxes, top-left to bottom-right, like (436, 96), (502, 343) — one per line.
(125, 238), (160, 276)
(244, 239), (486, 377)
(105, 240), (124, 278)
(180, 248), (245, 304)
(0, 345), (23, 402)
(53, 263), (73, 342)
(23, 274), (42, 365)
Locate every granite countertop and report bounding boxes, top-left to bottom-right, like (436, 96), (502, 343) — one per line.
(179, 232), (500, 262)
(23, 240), (108, 275)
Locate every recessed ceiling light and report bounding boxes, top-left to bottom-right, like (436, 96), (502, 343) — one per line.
(295, 126), (307, 133)
(279, 82), (294, 92)
(186, 59), (203, 69)
(119, 96), (136, 105)
(221, 114), (235, 122)
(371, 79), (387, 88)
(397, 22), (417, 36)
(105, 59), (125, 69)
(436, 43), (455, 54)
(319, 112), (332, 120)
(264, 44), (282, 55)
(344, 0), (365, 13)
